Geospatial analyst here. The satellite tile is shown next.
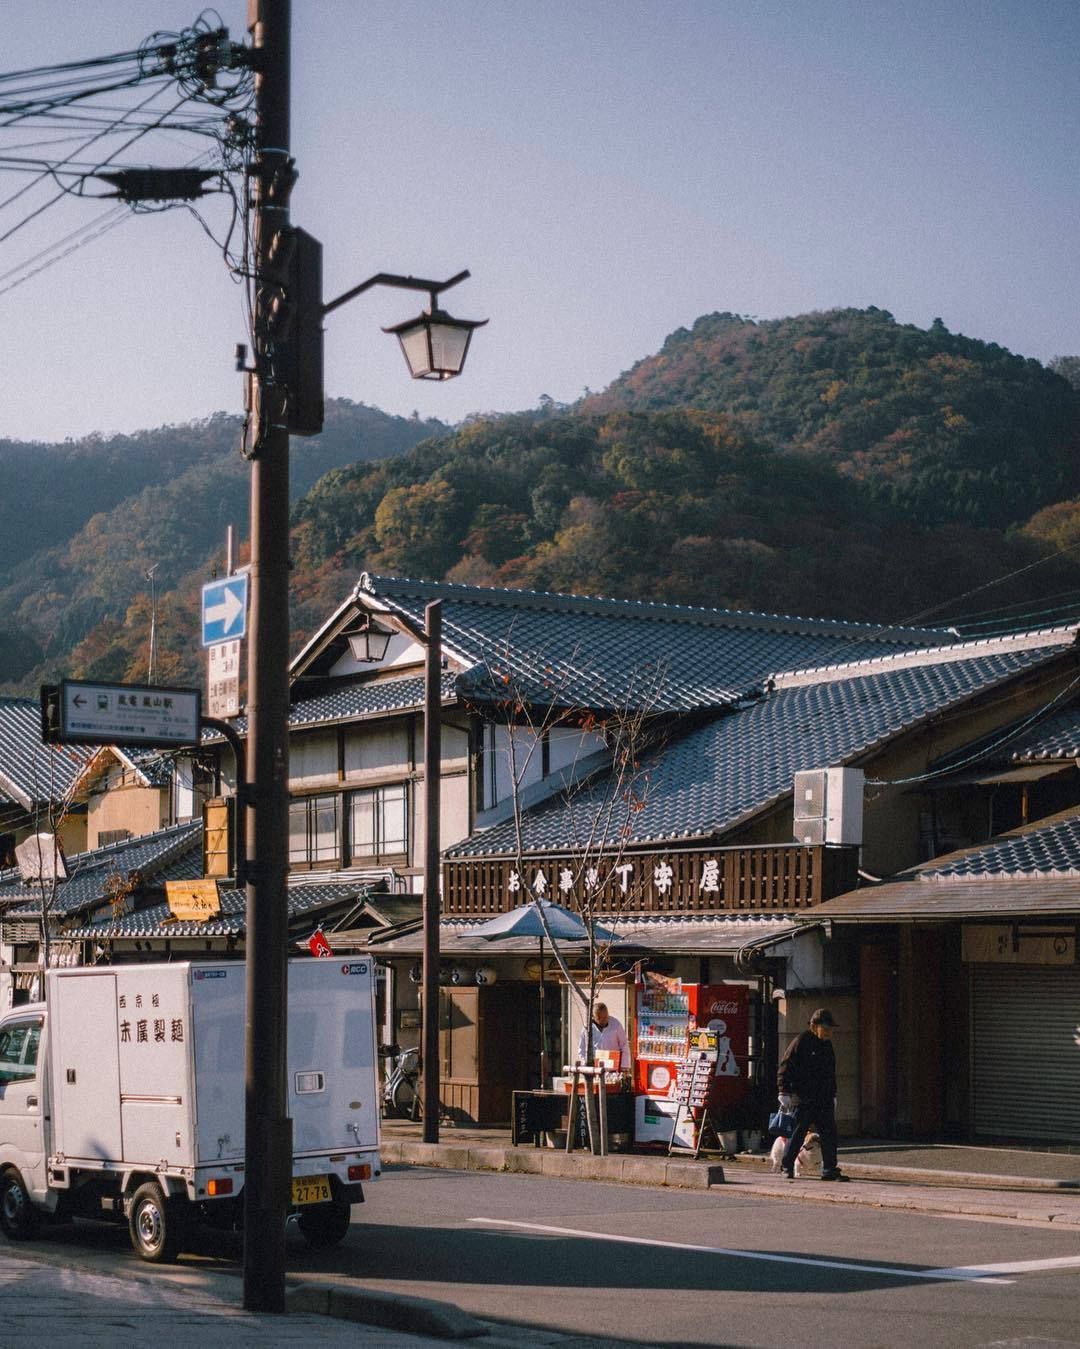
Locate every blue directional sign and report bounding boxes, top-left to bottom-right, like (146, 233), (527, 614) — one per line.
(202, 575), (248, 647)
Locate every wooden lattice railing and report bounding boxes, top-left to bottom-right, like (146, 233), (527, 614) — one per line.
(442, 844), (858, 917)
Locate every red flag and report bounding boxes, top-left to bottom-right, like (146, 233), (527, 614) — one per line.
(308, 927), (333, 958)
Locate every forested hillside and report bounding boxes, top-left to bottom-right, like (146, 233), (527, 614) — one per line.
(4, 307), (1079, 696)
(581, 308), (1080, 528)
(0, 400), (445, 691)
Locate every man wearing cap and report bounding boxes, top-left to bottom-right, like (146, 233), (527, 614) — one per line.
(776, 1007), (847, 1181)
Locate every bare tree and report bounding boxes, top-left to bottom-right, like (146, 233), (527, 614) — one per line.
(478, 638), (669, 1074)
(18, 747), (85, 987)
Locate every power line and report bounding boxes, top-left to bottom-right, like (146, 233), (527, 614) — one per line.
(892, 539), (1080, 631)
(0, 203), (130, 298)
(867, 669), (1080, 788)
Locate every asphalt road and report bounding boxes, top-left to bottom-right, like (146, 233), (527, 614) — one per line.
(13, 1167), (1080, 1348)
(303, 1166), (1080, 1348)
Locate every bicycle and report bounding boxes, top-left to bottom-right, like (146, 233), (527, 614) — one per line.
(380, 1043), (422, 1120)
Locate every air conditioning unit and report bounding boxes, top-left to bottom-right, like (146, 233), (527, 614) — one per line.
(793, 767), (864, 846)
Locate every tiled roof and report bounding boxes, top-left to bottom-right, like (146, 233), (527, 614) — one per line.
(768, 625), (1079, 688)
(923, 812), (1080, 879)
(0, 696), (97, 809)
(286, 672), (458, 727)
(62, 879), (370, 941)
(814, 877), (1080, 921)
(447, 641), (1066, 857)
(74, 745), (176, 793)
(1008, 703), (1080, 762)
(0, 820), (202, 919)
(816, 809), (1080, 920)
(355, 574), (955, 714)
(123, 748), (176, 788)
(211, 673), (458, 738)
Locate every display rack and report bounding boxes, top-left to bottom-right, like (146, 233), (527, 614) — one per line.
(667, 1038), (723, 1158)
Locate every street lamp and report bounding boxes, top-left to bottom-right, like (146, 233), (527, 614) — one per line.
(322, 267), (487, 381)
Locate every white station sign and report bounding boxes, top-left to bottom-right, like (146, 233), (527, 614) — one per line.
(58, 679), (201, 748)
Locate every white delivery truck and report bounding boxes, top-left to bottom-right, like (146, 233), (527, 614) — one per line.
(0, 957), (380, 1262)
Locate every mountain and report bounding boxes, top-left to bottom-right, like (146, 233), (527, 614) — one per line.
(4, 308), (1080, 697)
(284, 310), (1080, 635)
(581, 308), (1080, 529)
(0, 400), (446, 693)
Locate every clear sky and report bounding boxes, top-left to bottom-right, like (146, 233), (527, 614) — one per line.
(1, 0), (1077, 443)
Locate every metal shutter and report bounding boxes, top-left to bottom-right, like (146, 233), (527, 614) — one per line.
(971, 964), (1080, 1143)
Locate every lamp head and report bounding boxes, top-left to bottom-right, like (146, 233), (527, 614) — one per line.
(383, 306), (488, 381)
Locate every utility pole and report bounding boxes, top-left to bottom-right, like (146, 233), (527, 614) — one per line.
(243, 0), (292, 1314)
(423, 601), (442, 1140)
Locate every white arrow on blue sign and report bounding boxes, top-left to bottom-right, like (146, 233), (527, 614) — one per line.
(202, 575), (248, 647)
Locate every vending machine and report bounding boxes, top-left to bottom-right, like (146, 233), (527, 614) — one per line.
(634, 973), (691, 1100)
(633, 976), (750, 1146)
(693, 982), (751, 1115)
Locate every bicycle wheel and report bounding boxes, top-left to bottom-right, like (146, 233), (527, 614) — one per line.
(392, 1072), (420, 1120)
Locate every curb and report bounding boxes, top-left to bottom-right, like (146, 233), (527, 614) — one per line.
(287, 1283), (488, 1339)
(728, 1177), (1080, 1226)
(379, 1137), (1080, 1224)
(381, 1138), (724, 1189)
(733, 1153), (1080, 1192)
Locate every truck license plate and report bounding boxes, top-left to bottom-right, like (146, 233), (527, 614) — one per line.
(291, 1175), (332, 1205)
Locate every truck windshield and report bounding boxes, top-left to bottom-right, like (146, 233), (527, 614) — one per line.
(0, 1020), (41, 1083)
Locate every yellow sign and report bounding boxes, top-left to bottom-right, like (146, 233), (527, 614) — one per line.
(165, 878), (221, 923)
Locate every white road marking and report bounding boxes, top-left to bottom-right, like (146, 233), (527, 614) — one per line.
(927, 1255), (1080, 1277)
(469, 1218), (1014, 1284)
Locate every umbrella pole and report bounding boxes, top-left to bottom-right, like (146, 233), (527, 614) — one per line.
(539, 933), (546, 1088)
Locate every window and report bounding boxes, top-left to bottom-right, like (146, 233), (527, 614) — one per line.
(288, 794), (341, 867)
(0, 1020), (41, 1084)
(349, 784), (408, 862)
(289, 784), (409, 868)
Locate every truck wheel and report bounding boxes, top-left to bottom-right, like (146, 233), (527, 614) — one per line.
(128, 1182), (185, 1263)
(297, 1201), (351, 1248)
(0, 1168), (37, 1241)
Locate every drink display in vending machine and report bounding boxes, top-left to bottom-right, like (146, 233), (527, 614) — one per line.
(634, 972), (690, 1100)
(633, 976), (751, 1146)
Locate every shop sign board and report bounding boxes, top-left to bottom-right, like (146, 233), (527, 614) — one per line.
(961, 924), (1076, 966)
(165, 879), (221, 923)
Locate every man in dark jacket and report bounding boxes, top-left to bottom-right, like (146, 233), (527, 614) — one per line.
(776, 1007), (848, 1181)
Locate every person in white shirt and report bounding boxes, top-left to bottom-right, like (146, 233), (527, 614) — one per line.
(578, 1002), (629, 1069)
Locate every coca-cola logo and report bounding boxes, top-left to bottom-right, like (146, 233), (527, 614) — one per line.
(709, 999), (739, 1016)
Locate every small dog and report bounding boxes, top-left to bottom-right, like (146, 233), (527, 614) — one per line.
(770, 1131), (821, 1177)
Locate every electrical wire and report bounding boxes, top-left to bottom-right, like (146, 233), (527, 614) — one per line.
(935, 585), (1080, 628)
(895, 541), (1080, 630)
(0, 201), (129, 295)
(0, 18), (253, 281)
(0, 80), (175, 221)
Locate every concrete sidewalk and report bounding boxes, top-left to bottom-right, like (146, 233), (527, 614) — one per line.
(380, 1118), (1080, 1227)
(1, 1241), (622, 1346)
(0, 1246), (452, 1346)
